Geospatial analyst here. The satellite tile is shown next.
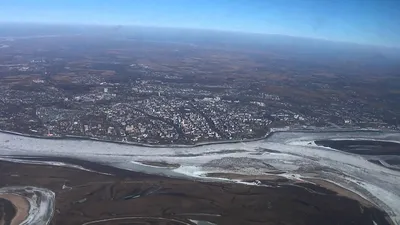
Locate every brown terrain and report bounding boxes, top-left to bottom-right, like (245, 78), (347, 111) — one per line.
(0, 159), (392, 225)
(0, 193), (29, 225)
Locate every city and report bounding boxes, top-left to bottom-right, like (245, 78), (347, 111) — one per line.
(1, 0), (400, 223)
(0, 32), (399, 145)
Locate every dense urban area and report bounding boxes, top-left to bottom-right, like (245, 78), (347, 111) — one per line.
(0, 29), (399, 144)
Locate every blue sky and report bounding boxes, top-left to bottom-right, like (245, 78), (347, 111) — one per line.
(1, 0), (399, 47)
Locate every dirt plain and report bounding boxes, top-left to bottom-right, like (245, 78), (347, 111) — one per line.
(0, 158), (392, 225)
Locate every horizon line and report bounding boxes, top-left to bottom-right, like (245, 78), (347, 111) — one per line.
(0, 21), (399, 49)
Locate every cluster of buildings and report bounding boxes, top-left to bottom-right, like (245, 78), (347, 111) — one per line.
(0, 59), (398, 144)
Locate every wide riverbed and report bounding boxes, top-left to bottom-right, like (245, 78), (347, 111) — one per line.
(0, 130), (400, 225)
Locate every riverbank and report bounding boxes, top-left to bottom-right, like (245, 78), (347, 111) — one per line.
(1, 128), (399, 149)
(0, 159), (393, 225)
(0, 130), (399, 225)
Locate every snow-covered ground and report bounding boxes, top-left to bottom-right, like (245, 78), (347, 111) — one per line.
(0, 131), (399, 225)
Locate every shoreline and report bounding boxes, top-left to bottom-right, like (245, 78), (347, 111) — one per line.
(1, 128), (399, 149)
(0, 155), (389, 208)
(0, 157), (394, 225)
(0, 193), (30, 225)
(0, 129), (399, 225)
(0, 158), (392, 225)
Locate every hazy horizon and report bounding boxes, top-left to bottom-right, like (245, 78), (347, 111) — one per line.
(1, 0), (399, 47)
(1, 22), (400, 52)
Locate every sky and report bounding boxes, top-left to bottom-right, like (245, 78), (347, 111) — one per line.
(1, 0), (400, 47)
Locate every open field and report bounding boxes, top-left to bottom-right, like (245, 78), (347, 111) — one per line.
(0, 160), (391, 225)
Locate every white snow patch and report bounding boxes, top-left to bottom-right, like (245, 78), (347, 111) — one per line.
(0, 186), (55, 225)
(0, 131), (399, 224)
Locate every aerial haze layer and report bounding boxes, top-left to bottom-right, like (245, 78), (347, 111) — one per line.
(1, 0), (400, 47)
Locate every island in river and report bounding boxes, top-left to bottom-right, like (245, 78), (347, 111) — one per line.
(0, 159), (392, 225)
(0, 130), (399, 225)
